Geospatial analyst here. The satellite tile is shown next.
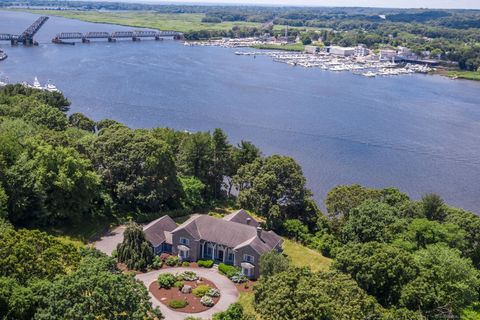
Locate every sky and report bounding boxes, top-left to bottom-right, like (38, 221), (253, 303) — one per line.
(119, 0), (480, 9)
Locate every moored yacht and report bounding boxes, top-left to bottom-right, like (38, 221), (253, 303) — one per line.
(45, 80), (60, 93)
(33, 77), (42, 89)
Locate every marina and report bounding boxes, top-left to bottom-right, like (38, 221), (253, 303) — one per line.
(21, 77), (61, 92)
(233, 51), (433, 77)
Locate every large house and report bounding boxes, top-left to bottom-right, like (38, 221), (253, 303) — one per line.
(143, 209), (283, 279)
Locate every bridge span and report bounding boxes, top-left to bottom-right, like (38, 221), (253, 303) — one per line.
(0, 16), (49, 45)
(52, 30), (183, 44)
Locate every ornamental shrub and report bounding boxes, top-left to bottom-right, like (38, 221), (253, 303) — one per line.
(182, 261), (190, 267)
(173, 280), (184, 289)
(207, 288), (221, 297)
(166, 256), (180, 266)
(193, 285), (211, 297)
(168, 299), (188, 309)
(152, 256), (163, 269)
(218, 263), (239, 278)
(230, 273), (248, 283)
(200, 295), (214, 307)
(197, 259), (214, 268)
(180, 271), (199, 281)
(159, 253), (170, 262)
(158, 273), (177, 289)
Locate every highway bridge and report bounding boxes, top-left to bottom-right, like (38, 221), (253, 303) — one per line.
(52, 30), (183, 43)
(0, 16), (49, 45)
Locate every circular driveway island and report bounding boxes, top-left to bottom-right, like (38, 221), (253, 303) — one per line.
(136, 267), (239, 320)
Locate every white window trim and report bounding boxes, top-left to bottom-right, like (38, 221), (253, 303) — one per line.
(243, 254), (254, 263)
(180, 237), (189, 246)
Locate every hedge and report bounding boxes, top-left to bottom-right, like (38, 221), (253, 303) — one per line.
(197, 259), (214, 268)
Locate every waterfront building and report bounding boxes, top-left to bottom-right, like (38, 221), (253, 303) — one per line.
(379, 49), (397, 60)
(304, 45), (320, 54)
(328, 46), (356, 57)
(354, 44), (369, 57)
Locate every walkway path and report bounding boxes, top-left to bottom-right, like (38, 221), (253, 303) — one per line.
(136, 267), (239, 320)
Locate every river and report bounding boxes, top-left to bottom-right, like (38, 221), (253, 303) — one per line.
(1, 10), (480, 213)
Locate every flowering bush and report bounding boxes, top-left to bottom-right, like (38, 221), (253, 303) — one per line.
(230, 273), (248, 284)
(200, 295), (214, 307)
(180, 271), (199, 281)
(207, 288), (221, 297)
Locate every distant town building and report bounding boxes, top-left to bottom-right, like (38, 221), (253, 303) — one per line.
(304, 45), (320, 54)
(379, 49), (397, 60)
(328, 46), (356, 57)
(354, 44), (369, 57)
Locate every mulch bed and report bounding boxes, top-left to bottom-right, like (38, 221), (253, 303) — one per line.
(149, 277), (220, 313)
(235, 280), (256, 293)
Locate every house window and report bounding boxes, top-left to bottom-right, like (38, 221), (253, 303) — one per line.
(228, 253), (234, 262)
(180, 237), (189, 246)
(243, 254), (254, 263)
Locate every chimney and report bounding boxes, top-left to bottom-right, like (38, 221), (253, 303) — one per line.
(246, 218), (251, 225)
(257, 227), (262, 239)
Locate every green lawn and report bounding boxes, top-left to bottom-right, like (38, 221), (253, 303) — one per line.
(238, 292), (259, 319)
(283, 239), (333, 272)
(252, 43), (306, 52)
(238, 239), (332, 319)
(448, 70), (480, 81)
(17, 10), (261, 33)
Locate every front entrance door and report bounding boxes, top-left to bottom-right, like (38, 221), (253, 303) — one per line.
(218, 249), (224, 262)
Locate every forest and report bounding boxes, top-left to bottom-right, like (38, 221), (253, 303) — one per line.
(1, 87), (480, 319)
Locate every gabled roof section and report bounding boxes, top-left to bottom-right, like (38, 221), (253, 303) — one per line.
(223, 209), (260, 228)
(171, 212), (282, 254)
(143, 215), (177, 247)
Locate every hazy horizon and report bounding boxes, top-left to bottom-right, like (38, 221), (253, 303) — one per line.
(91, 0), (480, 10)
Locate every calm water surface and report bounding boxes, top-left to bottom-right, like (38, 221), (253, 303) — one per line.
(1, 11), (480, 212)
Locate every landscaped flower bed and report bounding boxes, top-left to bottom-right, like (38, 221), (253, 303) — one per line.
(149, 272), (221, 313)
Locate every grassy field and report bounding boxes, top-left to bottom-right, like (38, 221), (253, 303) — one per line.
(283, 239), (333, 272)
(19, 10), (262, 33)
(238, 239), (332, 319)
(448, 70), (480, 81)
(252, 43), (306, 52)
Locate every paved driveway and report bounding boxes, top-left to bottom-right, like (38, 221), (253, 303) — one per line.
(136, 268), (239, 320)
(93, 225), (125, 256)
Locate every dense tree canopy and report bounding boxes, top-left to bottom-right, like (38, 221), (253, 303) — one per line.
(335, 242), (418, 306)
(234, 155), (315, 229)
(400, 245), (480, 319)
(254, 267), (383, 320)
(35, 255), (162, 320)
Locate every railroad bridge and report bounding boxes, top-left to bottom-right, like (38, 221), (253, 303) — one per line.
(52, 30), (183, 43)
(0, 16), (49, 45)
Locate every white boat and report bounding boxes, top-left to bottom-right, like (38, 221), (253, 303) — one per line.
(45, 80), (60, 93)
(362, 71), (377, 77)
(33, 77), (42, 89)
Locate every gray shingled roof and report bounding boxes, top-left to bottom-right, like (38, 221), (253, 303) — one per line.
(143, 215), (177, 247)
(223, 209), (260, 228)
(172, 214), (282, 254)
